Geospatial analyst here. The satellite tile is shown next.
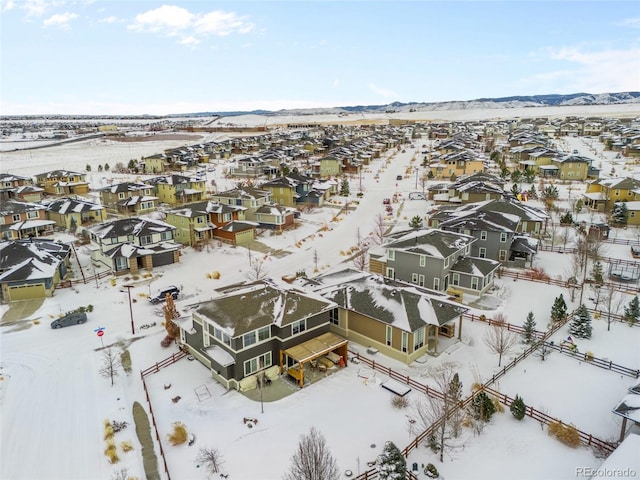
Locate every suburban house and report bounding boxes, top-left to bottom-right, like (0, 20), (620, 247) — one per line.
(178, 281), (341, 390)
(428, 172), (505, 204)
(428, 150), (485, 180)
(43, 197), (106, 231)
(550, 155), (591, 180)
(0, 200), (55, 240)
(253, 204), (296, 232)
(0, 173), (43, 202)
(0, 239), (71, 303)
(33, 170), (90, 196)
(308, 268), (469, 363)
(229, 156), (277, 178)
(148, 174), (207, 205)
(85, 217), (181, 275)
(583, 177), (640, 212)
(368, 228), (500, 297)
(99, 182), (159, 216)
(260, 173), (327, 208)
(211, 187), (272, 211)
(317, 156), (343, 178)
(142, 154), (167, 174)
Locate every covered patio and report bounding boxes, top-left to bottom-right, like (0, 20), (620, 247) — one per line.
(279, 332), (348, 388)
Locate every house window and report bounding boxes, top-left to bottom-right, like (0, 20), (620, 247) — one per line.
(465, 245), (471, 255)
(412, 273), (419, 284)
(479, 247), (486, 258)
(329, 308), (339, 325)
(471, 277), (479, 290)
(413, 327), (425, 350)
(243, 331), (257, 348)
(614, 189), (620, 196)
(386, 325), (392, 346)
(196, 217), (204, 224)
(161, 231), (172, 241)
(433, 278), (440, 290)
(499, 250), (507, 261)
(140, 235), (152, 245)
(463, 229), (471, 235)
(243, 352), (272, 377)
(418, 274), (425, 287)
(118, 193), (125, 199)
(388, 250), (395, 261)
(500, 232), (507, 243)
(480, 231), (487, 240)
(522, 221), (528, 232)
(386, 267), (395, 279)
(444, 256), (449, 268)
(214, 328), (231, 346)
(292, 319), (306, 335)
(419, 255), (426, 267)
(401, 332), (408, 353)
(452, 273), (460, 286)
(115, 257), (128, 271)
(12, 214), (20, 222)
(27, 211), (39, 219)
(223, 213), (232, 222)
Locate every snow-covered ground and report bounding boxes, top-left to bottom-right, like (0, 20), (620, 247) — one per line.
(1, 110), (639, 480)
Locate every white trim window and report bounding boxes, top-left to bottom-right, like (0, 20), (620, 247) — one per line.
(419, 255), (426, 267)
(388, 250), (395, 261)
(386, 267), (395, 279)
(499, 250), (507, 261)
(480, 231), (487, 241)
(479, 247), (486, 258)
(433, 277), (440, 290)
(243, 331), (257, 348)
(291, 319), (306, 335)
(500, 232), (508, 243)
(243, 352), (272, 377)
(412, 273), (419, 284)
(471, 277), (479, 290)
(452, 273), (460, 286)
(386, 325), (392, 346)
(401, 332), (408, 353)
(413, 327), (425, 350)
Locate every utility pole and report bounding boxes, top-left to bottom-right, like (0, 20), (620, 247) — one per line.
(123, 284), (135, 334)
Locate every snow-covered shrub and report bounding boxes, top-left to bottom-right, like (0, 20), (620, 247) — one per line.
(119, 441), (134, 453)
(548, 421), (581, 447)
(391, 395), (409, 409)
(376, 441), (407, 480)
(168, 422), (188, 446)
(510, 395), (526, 421)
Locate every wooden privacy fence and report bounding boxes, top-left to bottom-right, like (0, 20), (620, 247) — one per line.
(482, 385), (616, 455)
(140, 350), (187, 378)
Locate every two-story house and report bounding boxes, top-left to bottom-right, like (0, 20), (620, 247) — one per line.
(428, 150), (485, 180)
(34, 170), (90, 196)
(583, 177), (640, 212)
(0, 173), (43, 202)
(210, 187), (272, 211)
(0, 200), (55, 240)
(0, 239), (71, 303)
(148, 175), (207, 206)
(178, 281), (341, 390)
(308, 268), (468, 362)
(86, 217), (181, 275)
(368, 228), (500, 297)
(43, 197), (106, 231)
(99, 182), (159, 216)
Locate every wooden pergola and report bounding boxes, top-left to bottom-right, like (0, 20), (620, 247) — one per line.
(279, 332), (348, 388)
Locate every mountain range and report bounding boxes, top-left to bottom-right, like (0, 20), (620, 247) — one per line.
(184, 91), (640, 117)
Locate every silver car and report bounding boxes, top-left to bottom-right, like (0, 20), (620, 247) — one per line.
(51, 311), (88, 329)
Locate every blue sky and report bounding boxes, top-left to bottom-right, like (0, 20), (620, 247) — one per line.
(1, 0), (639, 115)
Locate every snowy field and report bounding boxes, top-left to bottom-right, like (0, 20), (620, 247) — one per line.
(1, 107), (639, 480)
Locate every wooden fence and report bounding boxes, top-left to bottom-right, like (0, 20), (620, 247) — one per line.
(482, 386), (616, 454)
(55, 269), (112, 288)
(138, 350), (188, 480)
(544, 342), (639, 378)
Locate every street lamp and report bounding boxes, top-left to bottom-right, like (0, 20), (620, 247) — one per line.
(123, 284), (135, 335)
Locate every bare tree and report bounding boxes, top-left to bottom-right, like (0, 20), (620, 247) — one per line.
(352, 227), (369, 271)
(411, 362), (460, 462)
(312, 249), (319, 273)
(483, 322), (518, 367)
(195, 447), (225, 477)
(284, 426), (339, 480)
(99, 348), (121, 387)
(601, 284), (624, 332)
(111, 468), (129, 480)
(371, 213), (387, 246)
(247, 248), (268, 281)
(534, 341), (552, 361)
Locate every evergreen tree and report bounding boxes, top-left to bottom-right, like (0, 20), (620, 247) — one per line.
(339, 177), (350, 196)
(471, 392), (496, 422)
(376, 441), (407, 480)
(527, 184), (537, 199)
(69, 216), (78, 234)
(523, 169), (535, 183)
(612, 202), (628, 226)
(510, 183), (521, 195)
(409, 215), (423, 229)
(591, 261), (604, 284)
(522, 311), (537, 344)
(86, 164), (91, 172)
(510, 170), (522, 184)
(550, 294), (568, 323)
(623, 296), (639, 325)
(569, 304), (593, 339)
(559, 212), (573, 225)
(448, 373), (462, 403)
(573, 198), (583, 215)
(510, 395), (526, 421)
(104, 163), (110, 171)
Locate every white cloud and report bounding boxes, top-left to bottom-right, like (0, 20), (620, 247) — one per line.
(521, 45), (640, 94)
(333, 79), (340, 87)
(618, 17), (640, 28)
(43, 11), (78, 28)
(1, 0), (16, 13)
(368, 83), (400, 99)
(24, 0), (52, 18)
(98, 15), (118, 24)
(128, 5), (253, 45)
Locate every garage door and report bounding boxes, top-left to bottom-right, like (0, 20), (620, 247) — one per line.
(152, 251), (175, 267)
(9, 284), (46, 301)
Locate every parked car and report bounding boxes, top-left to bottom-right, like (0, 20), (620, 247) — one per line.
(396, 175), (403, 181)
(149, 285), (180, 304)
(51, 311), (88, 329)
(409, 192), (425, 200)
(383, 198), (391, 205)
